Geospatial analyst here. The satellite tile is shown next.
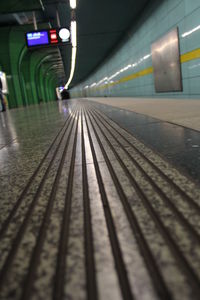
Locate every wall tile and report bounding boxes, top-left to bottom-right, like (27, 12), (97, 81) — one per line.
(187, 58), (200, 78)
(188, 76), (200, 94)
(71, 0), (200, 100)
(184, 7), (200, 51)
(184, 0), (200, 15)
(169, 1), (185, 27)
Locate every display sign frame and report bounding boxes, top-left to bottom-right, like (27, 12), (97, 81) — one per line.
(25, 27), (71, 49)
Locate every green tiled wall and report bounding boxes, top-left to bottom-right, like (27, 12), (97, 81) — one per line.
(0, 24), (58, 109)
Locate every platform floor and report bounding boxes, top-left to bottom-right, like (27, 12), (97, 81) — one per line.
(0, 99), (200, 300)
(87, 97), (200, 131)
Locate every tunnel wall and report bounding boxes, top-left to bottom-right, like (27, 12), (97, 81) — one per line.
(70, 0), (200, 99)
(0, 25), (58, 109)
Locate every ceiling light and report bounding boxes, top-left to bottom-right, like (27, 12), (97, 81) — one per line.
(182, 24), (200, 38)
(59, 28), (70, 41)
(71, 21), (77, 47)
(64, 19), (77, 89)
(65, 47), (77, 89)
(70, 0), (76, 9)
(39, 0), (45, 10)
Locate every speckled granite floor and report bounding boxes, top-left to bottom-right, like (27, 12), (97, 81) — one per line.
(0, 100), (200, 300)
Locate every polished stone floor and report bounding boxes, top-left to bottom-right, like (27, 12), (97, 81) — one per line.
(88, 99), (200, 182)
(87, 97), (200, 131)
(0, 99), (200, 300)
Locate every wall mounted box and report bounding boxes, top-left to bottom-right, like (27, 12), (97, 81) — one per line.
(151, 27), (182, 92)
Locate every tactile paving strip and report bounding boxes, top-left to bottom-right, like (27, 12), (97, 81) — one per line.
(0, 101), (200, 300)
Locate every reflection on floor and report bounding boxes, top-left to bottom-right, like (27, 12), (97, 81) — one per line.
(89, 99), (200, 182)
(0, 99), (200, 300)
(87, 97), (200, 131)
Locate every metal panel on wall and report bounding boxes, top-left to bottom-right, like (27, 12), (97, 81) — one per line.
(151, 27), (182, 92)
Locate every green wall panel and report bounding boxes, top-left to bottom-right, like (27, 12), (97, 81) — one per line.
(0, 23), (59, 109)
(9, 27), (25, 107)
(0, 27), (17, 108)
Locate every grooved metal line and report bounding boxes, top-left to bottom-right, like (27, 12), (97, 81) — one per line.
(0, 102), (200, 300)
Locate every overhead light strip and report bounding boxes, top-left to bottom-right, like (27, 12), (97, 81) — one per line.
(65, 20), (77, 89)
(70, 0), (77, 9)
(39, 0), (45, 11)
(71, 20), (77, 47)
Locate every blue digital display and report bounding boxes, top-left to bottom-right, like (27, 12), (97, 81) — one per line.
(26, 28), (70, 49)
(26, 31), (49, 47)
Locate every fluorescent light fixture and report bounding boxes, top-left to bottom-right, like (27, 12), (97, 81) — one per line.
(39, 0), (45, 10)
(70, 0), (76, 9)
(143, 54), (151, 60)
(71, 21), (77, 47)
(182, 24), (200, 38)
(65, 46), (77, 89)
(64, 21), (77, 89)
(96, 77), (108, 85)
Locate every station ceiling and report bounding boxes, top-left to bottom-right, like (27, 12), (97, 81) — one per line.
(0, 0), (151, 88)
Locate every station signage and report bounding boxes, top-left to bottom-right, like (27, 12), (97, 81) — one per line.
(26, 27), (70, 48)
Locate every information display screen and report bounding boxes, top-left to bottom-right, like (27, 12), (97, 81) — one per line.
(26, 28), (70, 49)
(26, 31), (49, 47)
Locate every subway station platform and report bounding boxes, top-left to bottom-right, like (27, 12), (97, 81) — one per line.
(1, 99), (200, 300)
